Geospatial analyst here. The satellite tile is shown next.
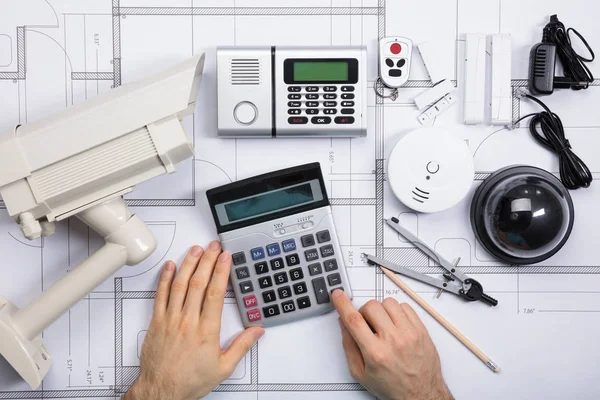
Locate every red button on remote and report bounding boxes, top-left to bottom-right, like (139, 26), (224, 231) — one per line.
(247, 309), (262, 322)
(243, 294), (258, 309)
(390, 42), (402, 55)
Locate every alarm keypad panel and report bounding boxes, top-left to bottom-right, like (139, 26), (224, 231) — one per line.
(217, 46), (367, 138)
(206, 163), (353, 328)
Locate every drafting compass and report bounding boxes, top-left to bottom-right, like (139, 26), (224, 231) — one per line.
(365, 217), (498, 306)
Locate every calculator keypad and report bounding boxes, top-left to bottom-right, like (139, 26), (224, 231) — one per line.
(286, 86), (356, 124)
(229, 228), (349, 327)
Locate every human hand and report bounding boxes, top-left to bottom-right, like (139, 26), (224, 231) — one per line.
(124, 242), (265, 400)
(332, 290), (453, 400)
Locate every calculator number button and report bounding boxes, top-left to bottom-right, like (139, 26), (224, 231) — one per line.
(278, 286), (293, 299)
(290, 268), (304, 281)
(262, 290), (276, 303)
(243, 294), (258, 309)
(289, 86), (301, 92)
(308, 263), (323, 276)
(324, 259), (339, 272)
(306, 93), (319, 100)
(316, 230), (331, 243)
(247, 309), (262, 322)
(270, 258), (285, 271)
(289, 93), (301, 100)
(288, 101), (302, 107)
(240, 281), (254, 294)
(324, 86), (337, 92)
(312, 277), (330, 304)
(286, 254), (300, 266)
(251, 247), (265, 260)
(301, 234), (316, 248)
(327, 273), (342, 287)
(282, 301), (296, 313)
(282, 239), (297, 252)
(259, 276), (273, 289)
(305, 86), (319, 92)
(306, 101), (319, 108)
(274, 272), (289, 285)
(306, 109), (319, 115)
(305, 249), (319, 262)
(263, 305), (281, 318)
(267, 243), (281, 257)
(293, 282), (308, 295)
(297, 296), (312, 309)
(232, 252), (246, 266)
(324, 94), (337, 99)
(236, 267), (250, 280)
(255, 262), (269, 275)
(320, 245), (335, 258)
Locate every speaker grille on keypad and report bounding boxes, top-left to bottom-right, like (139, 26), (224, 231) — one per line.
(230, 58), (261, 85)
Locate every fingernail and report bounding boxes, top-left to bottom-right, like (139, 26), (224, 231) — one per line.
(331, 289), (344, 299)
(190, 246), (203, 257)
(165, 261), (176, 271)
(209, 241), (221, 251)
(219, 251), (231, 262)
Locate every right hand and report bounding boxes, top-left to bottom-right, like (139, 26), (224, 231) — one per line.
(331, 290), (453, 400)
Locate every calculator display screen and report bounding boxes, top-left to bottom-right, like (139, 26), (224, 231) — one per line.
(214, 179), (325, 227)
(293, 61), (349, 82)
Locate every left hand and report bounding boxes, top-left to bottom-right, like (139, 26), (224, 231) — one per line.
(124, 242), (265, 400)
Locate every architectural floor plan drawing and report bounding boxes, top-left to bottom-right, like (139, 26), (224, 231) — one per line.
(1, 0), (600, 399)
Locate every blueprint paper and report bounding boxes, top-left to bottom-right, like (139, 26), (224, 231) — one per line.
(1, 1), (600, 399)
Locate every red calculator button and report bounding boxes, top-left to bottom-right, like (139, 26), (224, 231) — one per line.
(247, 309), (262, 322)
(390, 42), (402, 55)
(244, 294), (258, 309)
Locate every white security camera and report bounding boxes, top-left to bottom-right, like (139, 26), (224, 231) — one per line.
(0, 53), (206, 389)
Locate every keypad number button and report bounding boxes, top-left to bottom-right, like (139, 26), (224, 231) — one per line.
(247, 309), (262, 322)
(259, 276), (273, 289)
(263, 305), (281, 318)
(262, 290), (276, 303)
(324, 86), (337, 92)
(290, 268), (304, 281)
(255, 262), (269, 275)
(278, 286), (292, 299)
(293, 282), (308, 295)
(243, 294), (258, 309)
(289, 86), (301, 92)
(312, 277), (330, 304)
(240, 281), (254, 294)
(286, 254), (300, 266)
(236, 267), (250, 280)
(305, 249), (319, 262)
(309, 263), (323, 276)
(270, 258), (285, 271)
(324, 259), (339, 272)
(266, 243), (281, 257)
(316, 230), (331, 243)
(297, 296), (312, 309)
(327, 273), (342, 287)
(274, 272), (289, 285)
(320, 245), (335, 258)
(282, 239), (297, 252)
(301, 234), (316, 248)
(282, 301), (296, 313)
(306, 86), (319, 92)
(251, 247), (265, 261)
(232, 252), (247, 266)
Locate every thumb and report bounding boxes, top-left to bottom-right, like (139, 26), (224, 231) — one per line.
(221, 326), (265, 370)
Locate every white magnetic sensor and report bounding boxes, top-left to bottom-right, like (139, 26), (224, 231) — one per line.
(387, 128), (475, 213)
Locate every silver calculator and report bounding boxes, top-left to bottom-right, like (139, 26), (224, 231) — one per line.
(206, 163), (353, 328)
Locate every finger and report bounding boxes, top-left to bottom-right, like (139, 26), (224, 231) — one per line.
(398, 302), (428, 333)
(221, 327), (265, 373)
(381, 297), (415, 331)
(199, 251), (232, 335)
(168, 246), (204, 314)
(339, 318), (365, 379)
(153, 261), (176, 319)
(331, 290), (377, 350)
(359, 300), (396, 336)
(183, 241), (223, 318)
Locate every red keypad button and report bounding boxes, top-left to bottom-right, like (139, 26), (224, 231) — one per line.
(247, 309), (262, 322)
(390, 42), (402, 55)
(244, 294), (258, 309)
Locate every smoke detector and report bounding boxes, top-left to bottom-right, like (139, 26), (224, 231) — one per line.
(387, 127), (474, 213)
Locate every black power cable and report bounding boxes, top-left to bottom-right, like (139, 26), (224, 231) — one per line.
(543, 14), (595, 89)
(515, 92), (592, 190)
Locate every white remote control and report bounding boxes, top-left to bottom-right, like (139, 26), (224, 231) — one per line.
(379, 37), (413, 88)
